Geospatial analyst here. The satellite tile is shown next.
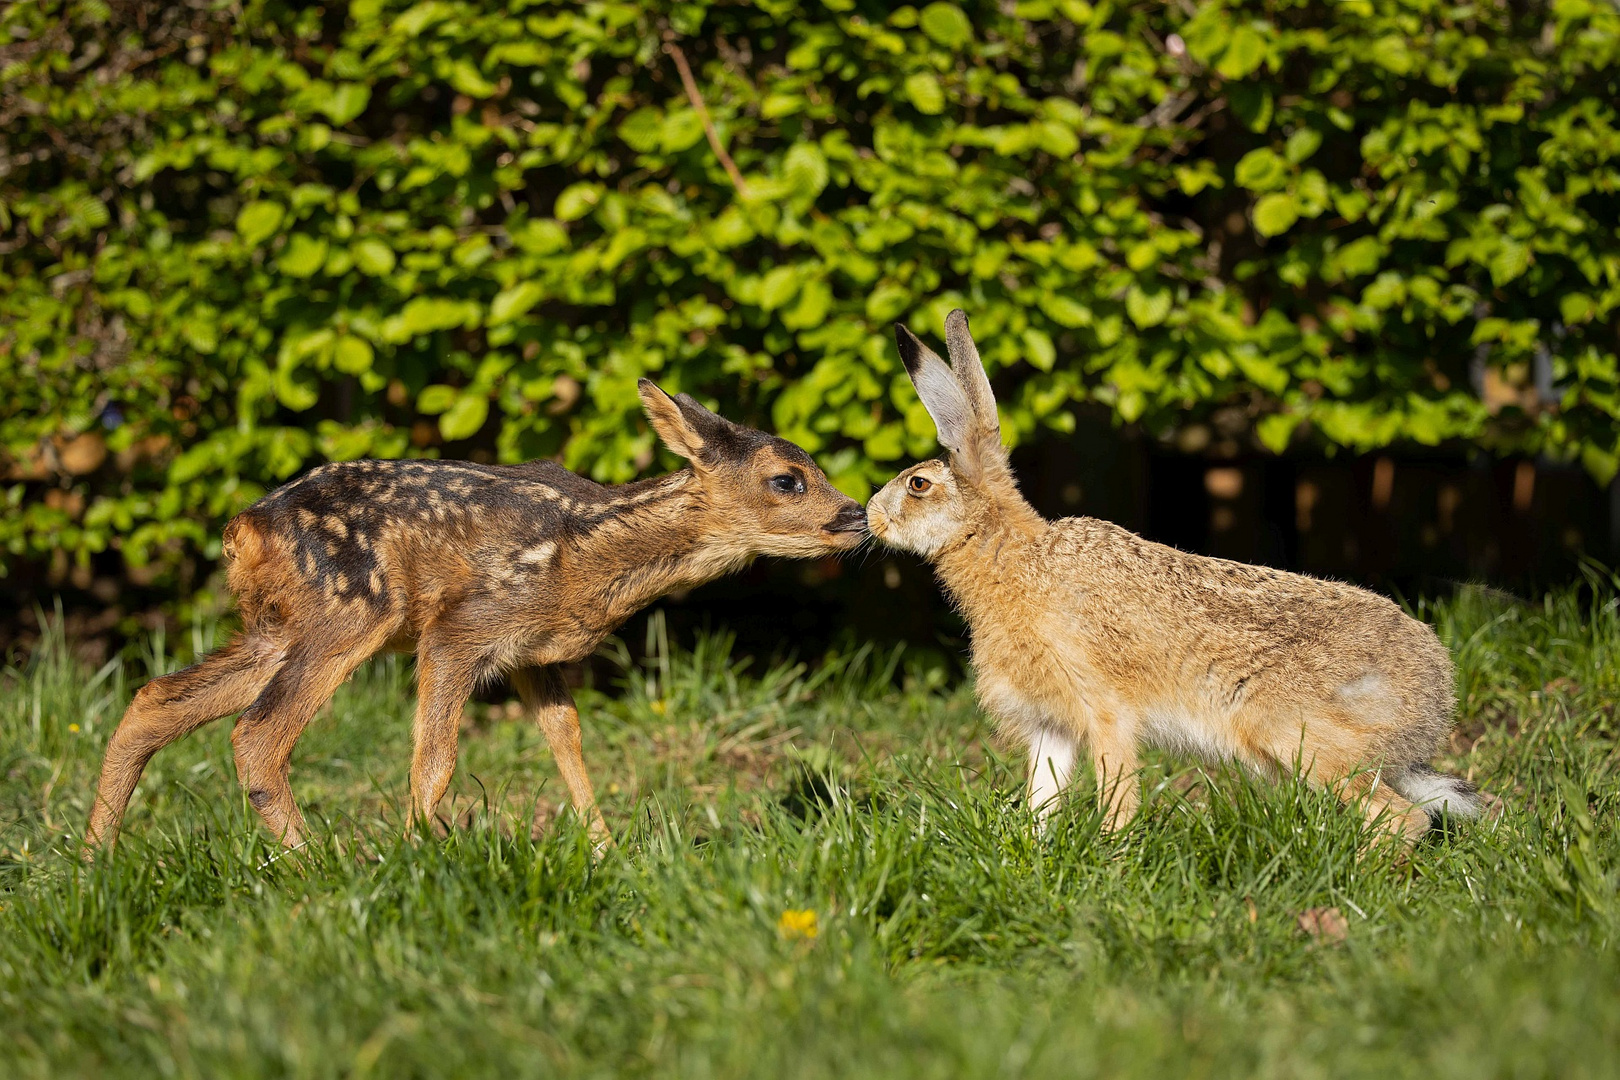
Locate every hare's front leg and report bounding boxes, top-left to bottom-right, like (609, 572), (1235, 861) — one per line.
(1090, 719), (1141, 832)
(1027, 727), (1077, 828)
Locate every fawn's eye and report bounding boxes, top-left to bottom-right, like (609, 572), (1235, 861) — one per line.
(907, 475), (933, 494)
(769, 473), (804, 495)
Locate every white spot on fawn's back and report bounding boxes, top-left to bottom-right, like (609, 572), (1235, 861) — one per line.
(520, 542), (556, 566)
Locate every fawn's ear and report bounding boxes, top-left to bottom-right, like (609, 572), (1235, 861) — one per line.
(943, 309), (999, 444)
(638, 379), (735, 465)
(895, 323), (980, 478)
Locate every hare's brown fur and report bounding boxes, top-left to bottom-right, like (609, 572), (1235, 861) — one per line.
(868, 311), (1476, 845)
(86, 381), (866, 853)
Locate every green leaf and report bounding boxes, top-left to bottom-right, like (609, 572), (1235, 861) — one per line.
(1369, 35), (1412, 75)
(1581, 444), (1620, 486)
(236, 201), (285, 248)
(385, 297), (482, 342)
(1256, 413), (1298, 454)
(183, 319), (217, 355)
(1333, 236), (1384, 278)
(618, 108), (663, 153)
(919, 3), (972, 48)
(1252, 193), (1299, 237)
(783, 142), (829, 199)
(1490, 241), (1529, 286)
(1560, 293), (1593, 325)
(1285, 128), (1322, 165)
(315, 83), (370, 125)
(1038, 294), (1091, 328)
(448, 58), (497, 98)
(783, 279), (832, 330)
(417, 385), (458, 415)
(1125, 284), (1172, 328)
(277, 234), (329, 277)
(352, 238), (396, 276)
(759, 265), (801, 312)
(864, 422), (906, 461)
(1490, 240), (1531, 287)
(1217, 25), (1268, 79)
(274, 364), (320, 411)
(866, 284), (910, 323)
(904, 73), (945, 115)
(1234, 148), (1287, 192)
(555, 183), (601, 222)
(659, 110), (707, 153)
(489, 281), (545, 325)
(333, 336), (374, 375)
(1022, 327), (1056, 371)
(439, 393), (489, 440)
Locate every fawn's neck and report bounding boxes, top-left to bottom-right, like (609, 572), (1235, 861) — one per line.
(560, 470), (753, 625)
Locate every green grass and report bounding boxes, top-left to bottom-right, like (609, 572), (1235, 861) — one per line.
(2, 586), (1618, 1079)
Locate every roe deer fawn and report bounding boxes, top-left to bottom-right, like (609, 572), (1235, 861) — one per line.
(85, 381), (867, 853)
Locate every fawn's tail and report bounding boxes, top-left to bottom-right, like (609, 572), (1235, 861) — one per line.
(1388, 764), (1483, 823)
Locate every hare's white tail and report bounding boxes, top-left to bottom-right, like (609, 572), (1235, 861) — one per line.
(1388, 764), (1482, 822)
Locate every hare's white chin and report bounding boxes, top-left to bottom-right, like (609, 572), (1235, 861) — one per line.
(867, 483), (956, 558)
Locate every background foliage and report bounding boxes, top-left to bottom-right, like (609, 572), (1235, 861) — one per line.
(3, 0), (1619, 589)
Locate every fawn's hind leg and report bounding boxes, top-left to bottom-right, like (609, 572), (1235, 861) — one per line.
(514, 665), (609, 845)
(407, 646), (480, 829)
(86, 635), (284, 853)
(231, 641), (375, 847)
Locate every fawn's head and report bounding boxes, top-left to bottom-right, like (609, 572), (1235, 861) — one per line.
(638, 380), (866, 556)
(866, 310), (1022, 559)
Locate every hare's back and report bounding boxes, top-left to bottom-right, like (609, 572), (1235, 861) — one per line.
(1044, 517), (1447, 675)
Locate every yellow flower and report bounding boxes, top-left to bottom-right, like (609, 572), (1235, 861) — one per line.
(649, 699), (666, 716)
(777, 909), (818, 941)
(68, 724), (80, 733)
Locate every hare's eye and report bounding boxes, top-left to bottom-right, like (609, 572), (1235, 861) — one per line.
(907, 475), (933, 495)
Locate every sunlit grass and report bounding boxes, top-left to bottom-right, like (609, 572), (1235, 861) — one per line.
(1, 584), (1617, 1078)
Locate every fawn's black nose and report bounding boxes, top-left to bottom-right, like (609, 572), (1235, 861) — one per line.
(825, 502), (868, 534)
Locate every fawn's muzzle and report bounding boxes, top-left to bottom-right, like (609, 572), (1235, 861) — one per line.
(824, 503), (868, 535)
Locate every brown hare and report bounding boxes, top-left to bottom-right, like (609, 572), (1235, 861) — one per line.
(866, 310), (1480, 845)
(86, 381), (867, 854)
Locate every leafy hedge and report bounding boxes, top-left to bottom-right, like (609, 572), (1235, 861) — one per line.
(3, 0), (1618, 588)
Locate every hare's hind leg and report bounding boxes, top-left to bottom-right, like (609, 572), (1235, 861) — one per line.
(1337, 771), (1432, 847)
(1272, 709), (1432, 848)
(86, 635), (285, 853)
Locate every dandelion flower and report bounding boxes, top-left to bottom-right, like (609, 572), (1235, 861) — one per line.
(778, 909), (818, 941)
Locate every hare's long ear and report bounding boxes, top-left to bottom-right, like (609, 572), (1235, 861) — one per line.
(943, 309), (999, 446)
(895, 324), (974, 461)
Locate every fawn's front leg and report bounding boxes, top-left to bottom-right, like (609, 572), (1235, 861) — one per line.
(513, 665), (611, 847)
